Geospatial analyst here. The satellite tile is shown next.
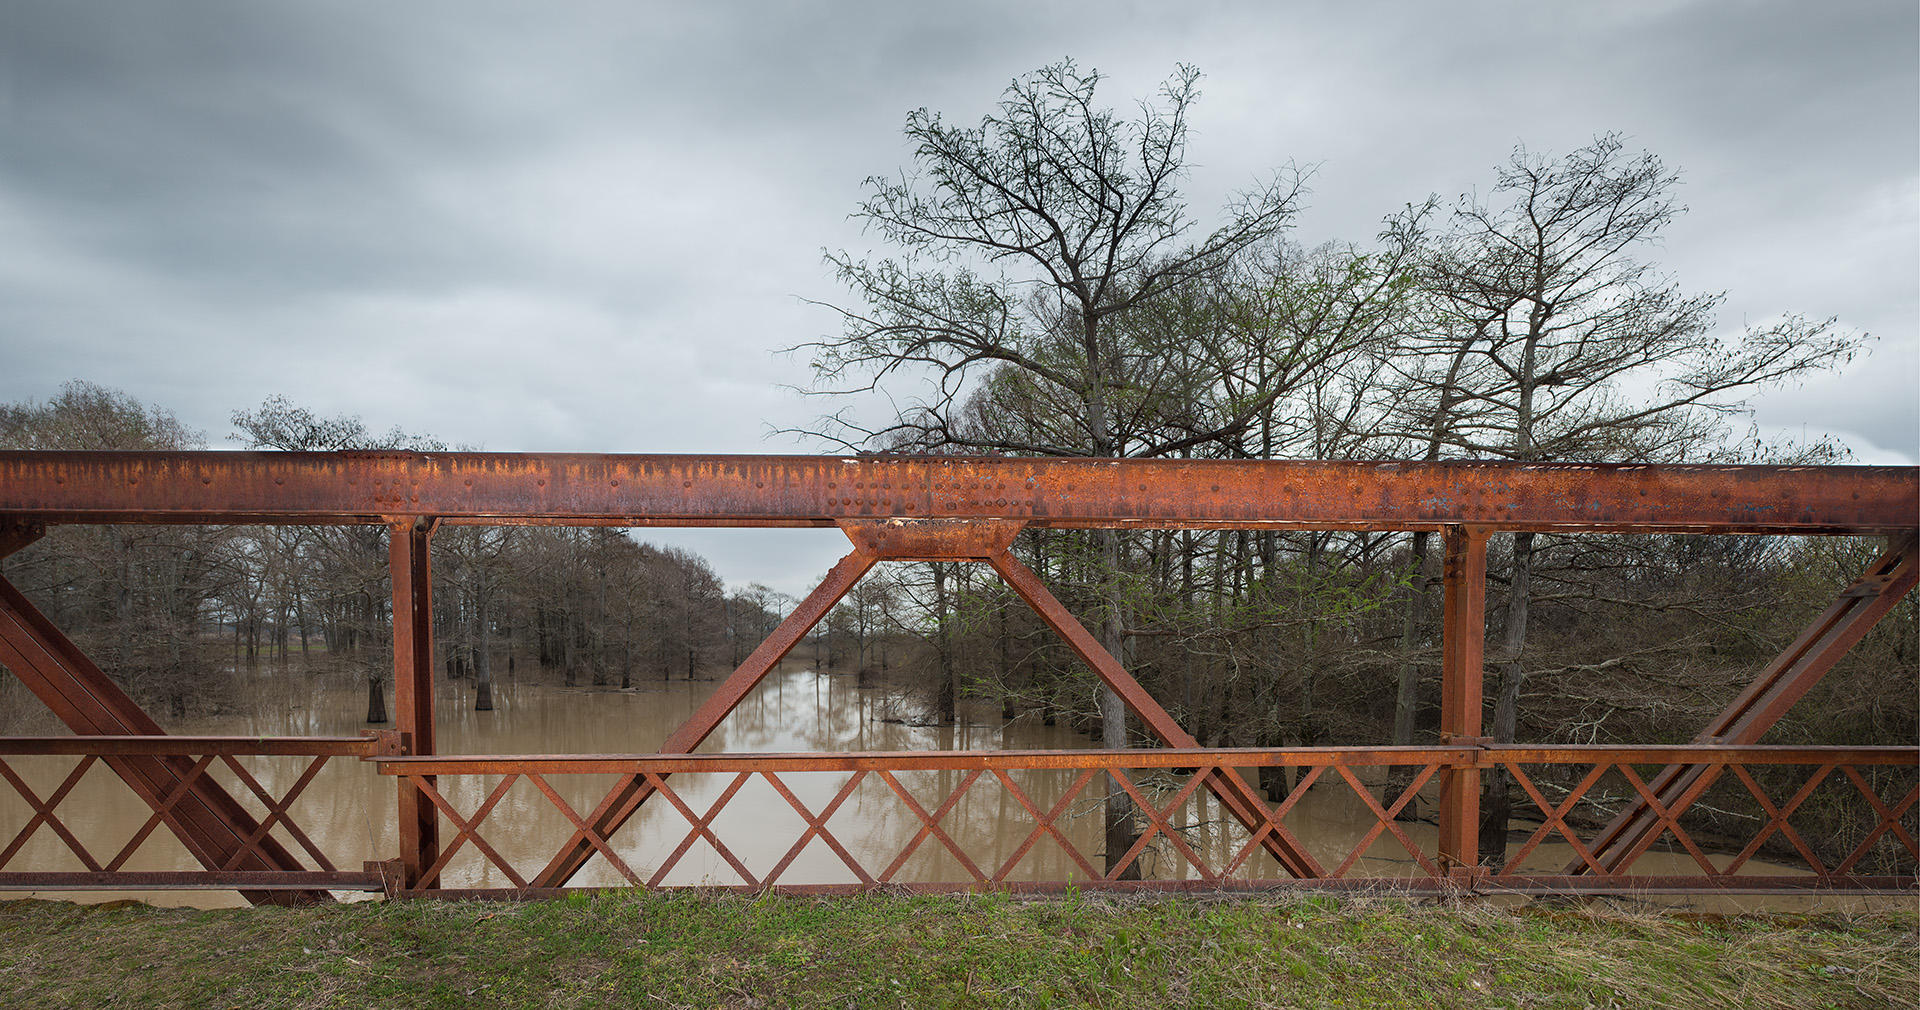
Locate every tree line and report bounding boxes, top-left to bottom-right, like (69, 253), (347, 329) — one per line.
(0, 385), (784, 724)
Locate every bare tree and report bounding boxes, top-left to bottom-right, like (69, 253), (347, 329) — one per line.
(801, 60), (1307, 876)
(1399, 135), (1861, 859)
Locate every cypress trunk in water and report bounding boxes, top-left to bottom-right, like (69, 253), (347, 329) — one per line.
(365, 676), (388, 724)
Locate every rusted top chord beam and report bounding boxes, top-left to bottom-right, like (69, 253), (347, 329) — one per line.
(0, 452), (1912, 533)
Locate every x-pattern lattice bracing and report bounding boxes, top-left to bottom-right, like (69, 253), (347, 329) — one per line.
(406, 773), (528, 888)
(1724, 763), (1835, 875)
(646, 771), (755, 887)
(380, 746), (1917, 893)
(1504, 760), (1730, 878)
(1494, 756), (1920, 883)
(876, 769), (985, 883)
(1500, 762), (1613, 876)
(216, 755), (336, 872)
(0, 756), (102, 871)
(1832, 768), (1919, 873)
(1224, 765), (1328, 878)
(990, 768), (1100, 882)
(761, 771), (873, 886)
(0, 751), (346, 878)
(1611, 762), (1725, 876)
(528, 773), (646, 886)
(1326, 762), (1444, 879)
(106, 756), (218, 872)
(1104, 767), (1217, 881)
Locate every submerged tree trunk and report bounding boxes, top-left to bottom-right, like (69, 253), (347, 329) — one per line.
(1388, 530), (1433, 820)
(998, 599), (1016, 721)
(1480, 530), (1534, 864)
(932, 563), (957, 724)
(366, 675), (388, 724)
(1097, 529), (1141, 880)
(474, 588), (494, 712)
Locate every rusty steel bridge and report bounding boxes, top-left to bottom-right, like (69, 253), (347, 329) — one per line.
(0, 452), (1913, 902)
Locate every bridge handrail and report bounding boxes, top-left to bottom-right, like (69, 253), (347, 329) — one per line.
(371, 744), (1920, 775)
(0, 733), (401, 757)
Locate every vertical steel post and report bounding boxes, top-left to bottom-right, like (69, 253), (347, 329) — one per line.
(1437, 525), (1488, 879)
(389, 517), (438, 888)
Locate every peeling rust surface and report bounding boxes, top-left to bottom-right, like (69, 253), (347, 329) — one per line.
(0, 452), (1911, 532)
(2, 451), (1915, 900)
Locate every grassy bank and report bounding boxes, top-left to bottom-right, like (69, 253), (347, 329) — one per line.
(0, 892), (1911, 1009)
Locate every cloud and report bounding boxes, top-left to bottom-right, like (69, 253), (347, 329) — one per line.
(2, 0), (1913, 593)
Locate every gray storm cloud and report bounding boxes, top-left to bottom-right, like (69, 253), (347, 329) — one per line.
(2, 0), (1913, 593)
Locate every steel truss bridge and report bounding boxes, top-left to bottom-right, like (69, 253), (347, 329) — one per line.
(0, 452), (1913, 903)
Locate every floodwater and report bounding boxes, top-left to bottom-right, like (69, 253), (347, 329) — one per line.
(0, 664), (1844, 911)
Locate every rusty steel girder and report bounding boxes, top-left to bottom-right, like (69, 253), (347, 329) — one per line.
(0, 452), (1912, 532)
(1, 451), (1915, 901)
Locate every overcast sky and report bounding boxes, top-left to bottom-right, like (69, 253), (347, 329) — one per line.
(2, 1), (1914, 596)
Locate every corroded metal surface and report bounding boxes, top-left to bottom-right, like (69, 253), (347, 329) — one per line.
(1, 451), (1915, 900)
(0, 734), (396, 895)
(373, 745), (1918, 897)
(0, 452), (1912, 532)
(390, 518), (439, 888)
(0, 578), (354, 905)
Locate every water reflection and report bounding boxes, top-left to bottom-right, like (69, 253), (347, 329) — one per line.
(0, 664), (1832, 910)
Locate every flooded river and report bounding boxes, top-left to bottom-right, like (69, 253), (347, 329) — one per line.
(0, 664), (1838, 910)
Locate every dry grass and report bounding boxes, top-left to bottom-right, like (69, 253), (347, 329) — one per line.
(0, 891), (1912, 1008)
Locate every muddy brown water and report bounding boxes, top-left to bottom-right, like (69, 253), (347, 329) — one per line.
(0, 664), (1847, 911)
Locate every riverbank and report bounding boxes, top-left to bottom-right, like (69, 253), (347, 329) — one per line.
(0, 892), (1910, 1009)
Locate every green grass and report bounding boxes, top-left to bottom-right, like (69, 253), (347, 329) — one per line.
(0, 892), (1911, 1009)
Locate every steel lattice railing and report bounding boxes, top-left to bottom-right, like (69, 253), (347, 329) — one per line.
(0, 734), (400, 894)
(373, 745), (1917, 898)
